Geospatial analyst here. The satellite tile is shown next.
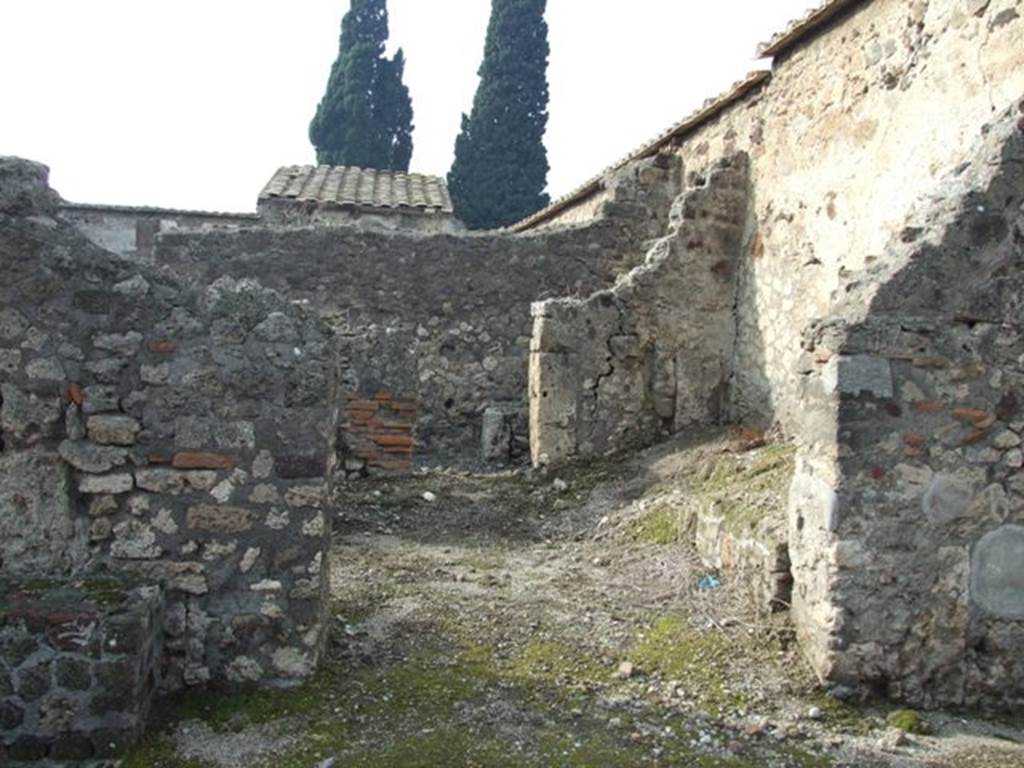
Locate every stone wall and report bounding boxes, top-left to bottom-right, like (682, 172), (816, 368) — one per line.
(155, 155), (681, 471)
(258, 198), (463, 234)
(1, 158), (338, 693)
(524, 0), (1024, 440)
(513, 0), (1024, 709)
(529, 155), (750, 465)
(59, 204), (256, 261)
(789, 105), (1024, 708)
(0, 576), (163, 762)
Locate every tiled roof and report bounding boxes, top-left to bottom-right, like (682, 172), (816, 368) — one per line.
(259, 165), (454, 215)
(757, 0), (870, 58)
(509, 72), (771, 232)
(510, 0), (874, 233)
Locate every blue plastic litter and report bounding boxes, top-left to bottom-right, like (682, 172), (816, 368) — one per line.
(698, 575), (722, 592)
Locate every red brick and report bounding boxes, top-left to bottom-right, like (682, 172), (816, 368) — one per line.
(912, 401), (945, 414)
(148, 340), (177, 354)
(374, 392), (394, 402)
(147, 452), (173, 465)
(960, 428), (992, 446)
(367, 418), (415, 430)
(903, 433), (926, 448)
(67, 382), (84, 406)
(370, 434), (414, 448)
(952, 408), (993, 426)
(871, 466), (886, 480)
(172, 452), (239, 470)
(346, 399), (379, 411)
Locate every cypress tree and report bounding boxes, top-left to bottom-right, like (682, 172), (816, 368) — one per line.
(448, 0), (551, 230)
(309, 0), (414, 171)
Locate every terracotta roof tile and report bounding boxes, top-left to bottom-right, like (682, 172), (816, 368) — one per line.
(757, 0), (869, 58)
(260, 165), (454, 215)
(509, 71), (770, 232)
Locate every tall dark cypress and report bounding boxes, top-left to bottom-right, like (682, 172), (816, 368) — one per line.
(309, 0), (414, 171)
(448, 0), (550, 230)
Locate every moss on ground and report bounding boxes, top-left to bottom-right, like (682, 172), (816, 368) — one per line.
(631, 615), (751, 716)
(631, 499), (690, 544)
(810, 693), (873, 735)
(630, 442), (796, 546)
(506, 639), (610, 687)
(886, 708), (931, 734)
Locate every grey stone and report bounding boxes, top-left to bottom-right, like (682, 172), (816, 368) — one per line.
(65, 403), (86, 440)
(92, 331), (143, 356)
(87, 414), (142, 446)
(140, 363), (170, 385)
(0, 449), (79, 576)
(16, 661), (52, 702)
(836, 355), (894, 399)
(0, 347), (21, 374)
(0, 383), (61, 442)
(0, 699), (24, 729)
(110, 519), (162, 559)
(58, 440), (128, 473)
(971, 525), (1024, 619)
(25, 357), (64, 380)
(81, 385), (120, 414)
(113, 274), (151, 297)
(0, 308), (29, 339)
(922, 475), (974, 524)
(79, 473), (134, 495)
(482, 407), (512, 462)
(55, 657), (92, 691)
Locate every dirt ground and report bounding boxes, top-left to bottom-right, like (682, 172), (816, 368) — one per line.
(124, 431), (1024, 768)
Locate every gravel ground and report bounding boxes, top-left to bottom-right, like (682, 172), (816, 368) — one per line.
(124, 431), (1024, 768)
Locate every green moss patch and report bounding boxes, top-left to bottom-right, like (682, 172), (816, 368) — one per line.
(886, 708), (931, 734)
(631, 615), (750, 715)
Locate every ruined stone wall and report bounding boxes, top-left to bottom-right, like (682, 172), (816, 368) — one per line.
(789, 107), (1024, 708)
(529, 155), (750, 465)
(1, 576), (163, 762)
(59, 205), (257, 261)
(1, 158), (338, 692)
(155, 157), (679, 471)
(527, 0), (1024, 437)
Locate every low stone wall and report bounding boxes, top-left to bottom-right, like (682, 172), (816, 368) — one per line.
(1, 158), (339, 692)
(156, 156), (681, 471)
(59, 204), (256, 261)
(0, 575), (163, 762)
(789, 106), (1024, 708)
(529, 155), (750, 466)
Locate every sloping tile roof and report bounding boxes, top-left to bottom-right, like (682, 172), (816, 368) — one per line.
(259, 165), (454, 215)
(757, 0), (868, 58)
(757, 0), (869, 58)
(509, 71), (771, 232)
(510, 0), (873, 233)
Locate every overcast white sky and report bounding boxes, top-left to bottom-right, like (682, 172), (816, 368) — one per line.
(0, 1), (811, 212)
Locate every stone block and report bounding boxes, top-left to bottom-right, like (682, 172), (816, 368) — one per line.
(171, 452), (239, 470)
(87, 415), (142, 446)
(971, 525), (1024, 619)
(79, 473), (134, 495)
(835, 355), (894, 399)
(58, 440), (128, 473)
(186, 505), (254, 533)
